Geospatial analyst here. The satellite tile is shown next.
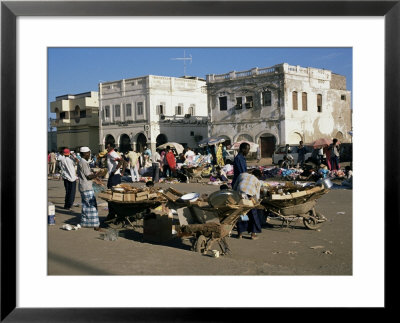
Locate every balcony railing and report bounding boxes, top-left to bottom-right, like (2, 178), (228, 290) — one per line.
(208, 66), (278, 82)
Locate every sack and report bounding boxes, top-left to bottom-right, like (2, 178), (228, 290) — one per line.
(240, 214), (249, 221)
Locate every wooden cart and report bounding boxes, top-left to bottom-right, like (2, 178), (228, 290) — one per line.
(178, 203), (256, 255)
(261, 185), (329, 229)
(98, 195), (167, 229)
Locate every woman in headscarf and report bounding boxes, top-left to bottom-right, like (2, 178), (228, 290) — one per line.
(216, 143), (225, 167)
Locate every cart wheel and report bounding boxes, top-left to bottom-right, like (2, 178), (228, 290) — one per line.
(303, 211), (323, 230)
(107, 220), (124, 229)
(194, 235), (207, 254)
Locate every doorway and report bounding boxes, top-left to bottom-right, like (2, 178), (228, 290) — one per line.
(260, 135), (276, 158)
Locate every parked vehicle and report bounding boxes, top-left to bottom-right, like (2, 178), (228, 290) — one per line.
(224, 149), (235, 164)
(272, 145), (313, 167)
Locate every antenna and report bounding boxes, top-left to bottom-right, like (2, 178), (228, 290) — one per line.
(171, 50), (192, 76)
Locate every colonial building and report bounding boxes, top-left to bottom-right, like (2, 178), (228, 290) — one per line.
(50, 91), (100, 153)
(206, 63), (352, 158)
(99, 75), (208, 153)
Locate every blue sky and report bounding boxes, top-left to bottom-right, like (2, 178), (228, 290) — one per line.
(48, 47), (352, 118)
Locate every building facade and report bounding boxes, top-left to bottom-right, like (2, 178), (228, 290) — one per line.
(206, 63), (352, 158)
(50, 91), (100, 153)
(99, 75), (208, 153)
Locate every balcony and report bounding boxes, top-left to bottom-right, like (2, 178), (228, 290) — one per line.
(159, 114), (208, 125)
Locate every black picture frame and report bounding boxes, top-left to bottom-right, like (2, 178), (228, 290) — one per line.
(1, 1), (398, 321)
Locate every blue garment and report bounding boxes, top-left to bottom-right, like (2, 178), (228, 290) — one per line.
(298, 146), (306, 165)
(236, 209), (262, 234)
(232, 153), (247, 187)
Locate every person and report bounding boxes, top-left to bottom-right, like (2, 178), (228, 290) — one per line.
(284, 144), (294, 167)
(297, 141), (306, 168)
(231, 142), (250, 187)
(216, 143), (225, 167)
(318, 164), (329, 179)
(106, 143), (123, 188)
(318, 147), (324, 166)
(48, 150), (57, 175)
(222, 145), (228, 164)
(184, 147), (195, 163)
(233, 169), (263, 240)
(97, 150), (107, 168)
(77, 147), (103, 231)
(143, 145), (152, 160)
(127, 149), (140, 182)
(48, 152), (51, 175)
(151, 148), (162, 183)
(159, 149), (166, 175)
(208, 144), (217, 166)
(342, 166), (353, 188)
(165, 146), (176, 177)
(57, 148), (77, 211)
(329, 138), (340, 171)
(106, 143), (124, 221)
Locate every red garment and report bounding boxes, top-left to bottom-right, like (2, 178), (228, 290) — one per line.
(166, 151), (176, 170)
(324, 147), (332, 170)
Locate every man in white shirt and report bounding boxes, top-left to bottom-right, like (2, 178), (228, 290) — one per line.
(106, 143), (123, 189)
(151, 148), (162, 183)
(57, 148), (77, 211)
(105, 143), (124, 222)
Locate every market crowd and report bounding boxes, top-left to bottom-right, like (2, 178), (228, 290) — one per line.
(49, 137), (351, 240)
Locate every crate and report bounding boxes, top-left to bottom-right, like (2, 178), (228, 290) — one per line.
(112, 192), (124, 201)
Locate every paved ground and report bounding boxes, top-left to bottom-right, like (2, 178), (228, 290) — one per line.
(48, 178), (352, 275)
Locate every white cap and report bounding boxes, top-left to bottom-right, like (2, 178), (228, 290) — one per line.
(80, 146), (90, 153)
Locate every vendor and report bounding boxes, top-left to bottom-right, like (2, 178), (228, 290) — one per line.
(232, 142), (250, 187)
(106, 142), (124, 221)
(232, 168), (263, 240)
(77, 146), (104, 231)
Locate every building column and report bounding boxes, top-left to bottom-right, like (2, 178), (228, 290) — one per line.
(150, 142), (157, 154)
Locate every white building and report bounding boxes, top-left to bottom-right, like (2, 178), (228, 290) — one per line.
(99, 75), (208, 153)
(206, 63), (352, 158)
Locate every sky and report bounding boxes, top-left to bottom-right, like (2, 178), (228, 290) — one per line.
(48, 47), (352, 119)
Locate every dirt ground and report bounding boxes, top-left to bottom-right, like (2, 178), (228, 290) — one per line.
(48, 179), (352, 275)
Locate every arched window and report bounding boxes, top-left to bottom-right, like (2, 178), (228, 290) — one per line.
(302, 92), (308, 111)
(317, 94), (322, 112)
(292, 91), (298, 110)
(188, 105), (195, 116)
